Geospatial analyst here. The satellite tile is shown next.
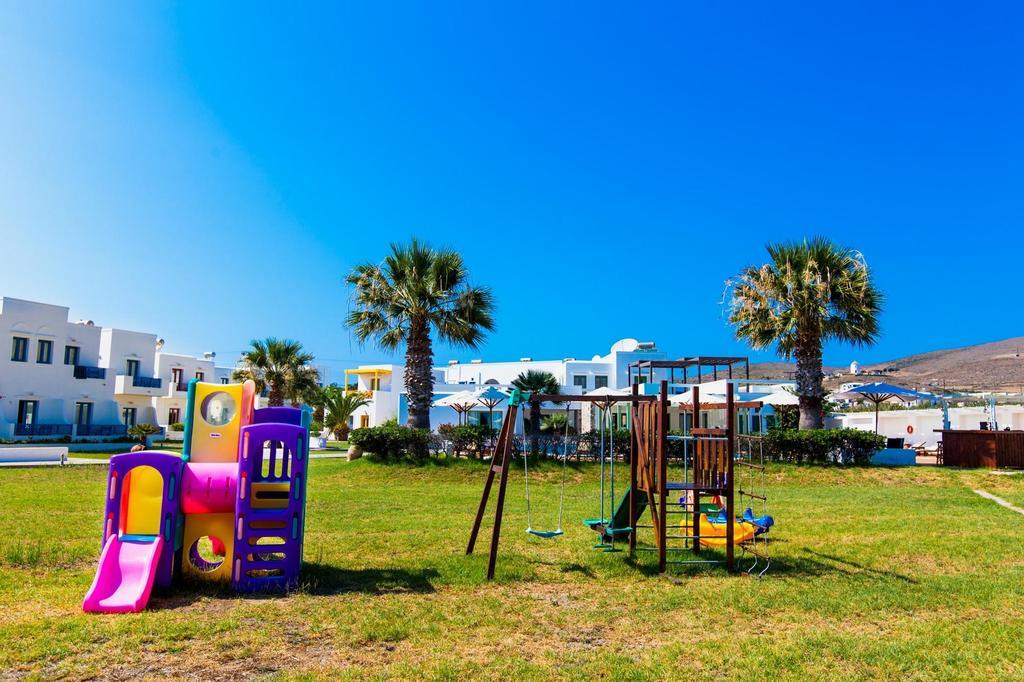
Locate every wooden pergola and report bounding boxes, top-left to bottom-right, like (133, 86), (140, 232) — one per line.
(629, 356), (750, 387)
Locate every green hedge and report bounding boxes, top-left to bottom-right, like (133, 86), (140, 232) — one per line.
(578, 428), (631, 459)
(169, 422), (185, 432)
(437, 424), (493, 458)
(764, 428), (884, 465)
(348, 423), (431, 463)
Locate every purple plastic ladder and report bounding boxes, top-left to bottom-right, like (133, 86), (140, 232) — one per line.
(232, 418), (308, 593)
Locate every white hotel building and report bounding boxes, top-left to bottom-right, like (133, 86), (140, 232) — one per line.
(0, 297), (235, 440)
(344, 339), (775, 434)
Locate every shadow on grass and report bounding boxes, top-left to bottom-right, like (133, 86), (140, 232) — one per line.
(782, 548), (918, 583)
(559, 562), (597, 578)
(617, 544), (918, 583)
(300, 562), (439, 595)
(145, 563), (439, 610)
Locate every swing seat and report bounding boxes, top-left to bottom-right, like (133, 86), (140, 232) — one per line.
(583, 517), (609, 529)
(526, 528), (564, 539)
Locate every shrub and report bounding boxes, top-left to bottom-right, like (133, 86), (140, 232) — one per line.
(348, 423), (431, 463)
(437, 424), (492, 458)
(310, 420), (324, 436)
(764, 428), (884, 465)
(128, 423), (163, 444)
(666, 430), (688, 460)
(169, 422), (185, 432)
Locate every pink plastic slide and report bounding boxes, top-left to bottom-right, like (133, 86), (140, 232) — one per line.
(82, 535), (164, 613)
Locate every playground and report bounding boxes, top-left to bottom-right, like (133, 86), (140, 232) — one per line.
(3, 456), (1024, 678)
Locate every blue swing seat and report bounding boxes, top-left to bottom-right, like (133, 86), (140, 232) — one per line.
(526, 528), (564, 539)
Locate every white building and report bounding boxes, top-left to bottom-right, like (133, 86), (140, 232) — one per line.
(831, 404), (1024, 446)
(343, 339), (777, 435)
(344, 339), (669, 433)
(0, 297), (239, 440)
(153, 352), (225, 429)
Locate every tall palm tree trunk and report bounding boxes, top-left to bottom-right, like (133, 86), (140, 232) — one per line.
(405, 315), (434, 430)
(795, 328), (825, 429)
(268, 382), (285, 407)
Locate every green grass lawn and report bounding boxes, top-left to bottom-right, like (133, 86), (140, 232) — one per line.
(2, 460), (1023, 680)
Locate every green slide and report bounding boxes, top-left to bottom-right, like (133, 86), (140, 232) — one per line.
(585, 487), (647, 541)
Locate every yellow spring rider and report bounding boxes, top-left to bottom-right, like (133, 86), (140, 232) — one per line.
(679, 494), (757, 548)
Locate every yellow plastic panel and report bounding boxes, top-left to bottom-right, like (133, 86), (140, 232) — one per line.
(181, 512), (235, 583)
(187, 382), (254, 463)
(123, 465), (163, 536)
(250, 482), (291, 509)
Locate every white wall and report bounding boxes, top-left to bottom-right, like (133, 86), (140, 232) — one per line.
(441, 359), (567, 386)
(100, 328), (158, 378)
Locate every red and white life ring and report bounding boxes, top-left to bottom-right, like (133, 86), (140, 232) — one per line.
(906, 425), (914, 435)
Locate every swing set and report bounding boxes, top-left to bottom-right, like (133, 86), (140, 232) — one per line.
(466, 380), (770, 580)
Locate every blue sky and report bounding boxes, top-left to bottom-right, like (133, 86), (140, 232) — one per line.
(1, 2), (1021, 382)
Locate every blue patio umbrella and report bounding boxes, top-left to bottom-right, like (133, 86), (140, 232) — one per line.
(830, 382), (937, 433)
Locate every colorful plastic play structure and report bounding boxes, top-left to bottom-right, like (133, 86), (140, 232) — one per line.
(83, 380), (311, 613)
(468, 375), (774, 580)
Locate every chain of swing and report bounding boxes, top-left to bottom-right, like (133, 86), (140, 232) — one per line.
(522, 400), (625, 544)
(522, 405), (570, 538)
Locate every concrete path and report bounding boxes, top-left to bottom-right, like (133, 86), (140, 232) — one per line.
(973, 489), (1024, 517)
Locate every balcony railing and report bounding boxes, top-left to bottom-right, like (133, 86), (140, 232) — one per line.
(14, 423), (73, 437)
(132, 375), (162, 389)
(75, 424), (129, 437)
(345, 390), (374, 399)
(74, 365), (106, 380)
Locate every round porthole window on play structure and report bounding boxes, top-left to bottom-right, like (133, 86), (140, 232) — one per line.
(200, 391), (236, 426)
(188, 535), (226, 572)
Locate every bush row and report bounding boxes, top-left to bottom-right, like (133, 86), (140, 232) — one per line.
(348, 423), (433, 463)
(349, 423), (885, 466)
(764, 428), (884, 465)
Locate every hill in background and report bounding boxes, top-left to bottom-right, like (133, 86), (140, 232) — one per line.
(739, 337), (1024, 393)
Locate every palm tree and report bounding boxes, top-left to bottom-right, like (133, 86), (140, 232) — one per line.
(727, 237), (882, 429)
(345, 239), (495, 430)
(284, 365), (322, 408)
(512, 370), (560, 453)
(319, 386), (371, 440)
(233, 338), (316, 407)
(540, 412), (572, 435)
(128, 422), (162, 444)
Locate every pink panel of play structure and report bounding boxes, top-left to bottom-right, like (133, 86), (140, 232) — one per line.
(181, 462), (238, 515)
